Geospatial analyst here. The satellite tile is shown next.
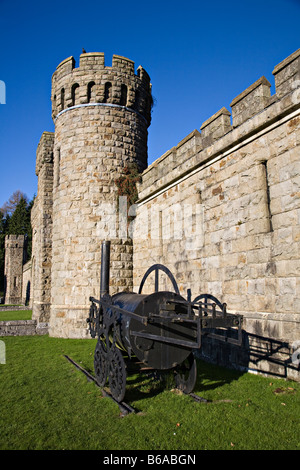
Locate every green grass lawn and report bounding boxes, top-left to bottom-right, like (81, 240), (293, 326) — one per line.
(0, 310), (32, 321)
(0, 334), (299, 450)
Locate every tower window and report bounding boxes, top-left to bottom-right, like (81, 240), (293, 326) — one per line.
(87, 81), (96, 103)
(104, 82), (112, 103)
(71, 83), (80, 106)
(61, 88), (65, 110)
(120, 84), (127, 106)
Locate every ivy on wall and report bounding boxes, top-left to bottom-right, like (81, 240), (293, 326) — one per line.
(115, 164), (142, 208)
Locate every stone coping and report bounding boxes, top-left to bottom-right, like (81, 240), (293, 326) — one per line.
(230, 76), (271, 107)
(138, 85), (300, 202)
(0, 305), (31, 311)
(272, 48), (300, 75)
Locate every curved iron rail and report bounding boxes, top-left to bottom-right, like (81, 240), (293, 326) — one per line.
(138, 264), (180, 294)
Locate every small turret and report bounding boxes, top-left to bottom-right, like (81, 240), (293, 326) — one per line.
(51, 52), (152, 126)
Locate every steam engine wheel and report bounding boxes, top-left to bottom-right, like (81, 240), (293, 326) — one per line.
(94, 337), (108, 387)
(108, 345), (127, 403)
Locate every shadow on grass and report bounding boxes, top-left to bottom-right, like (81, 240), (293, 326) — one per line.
(122, 358), (244, 404)
(193, 359), (243, 394)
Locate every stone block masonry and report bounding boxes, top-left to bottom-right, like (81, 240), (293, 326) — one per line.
(0, 320), (48, 336)
(7, 48), (298, 381)
(47, 52), (152, 338)
(31, 132), (54, 323)
(4, 235), (25, 305)
(133, 48), (300, 381)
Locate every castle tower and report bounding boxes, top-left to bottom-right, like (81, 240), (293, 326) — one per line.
(49, 52), (152, 338)
(31, 131), (54, 324)
(4, 235), (25, 305)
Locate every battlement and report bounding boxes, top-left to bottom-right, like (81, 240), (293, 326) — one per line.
(51, 52), (152, 125)
(5, 235), (25, 242)
(139, 47), (300, 201)
(5, 234), (25, 249)
(197, 48), (300, 139)
(35, 132), (54, 176)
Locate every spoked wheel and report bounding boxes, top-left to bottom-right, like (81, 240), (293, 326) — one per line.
(108, 345), (127, 403)
(87, 302), (99, 338)
(94, 336), (108, 387)
(174, 353), (197, 394)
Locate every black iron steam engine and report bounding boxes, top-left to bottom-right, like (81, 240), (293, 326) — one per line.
(87, 241), (243, 403)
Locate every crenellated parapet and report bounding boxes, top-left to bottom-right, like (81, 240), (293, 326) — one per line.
(198, 48), (300, 141)
(139, 48), (300, 202)
(230, 76), (271, 128)
(272, 48), (300, 98)
(51, 52), (152, 125)
(35, 131), (54, 176)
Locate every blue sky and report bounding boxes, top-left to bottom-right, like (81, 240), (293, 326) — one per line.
(0, 0), (299, 208)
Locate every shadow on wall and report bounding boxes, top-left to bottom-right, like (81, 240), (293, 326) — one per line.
(197, 330), (299, 380)
(25, 280), (31, 306)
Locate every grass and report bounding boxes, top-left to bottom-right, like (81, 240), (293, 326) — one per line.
(0, 310), (32, 321)
(0, 334), (299, 450)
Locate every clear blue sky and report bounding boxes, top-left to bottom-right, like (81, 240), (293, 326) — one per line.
(0, 0), (299, 208)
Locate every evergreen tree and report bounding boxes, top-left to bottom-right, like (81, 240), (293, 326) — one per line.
(8, 197), (29, 234)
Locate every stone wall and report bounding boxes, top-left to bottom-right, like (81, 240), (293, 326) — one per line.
(48, 52), (152, 338)
(132, 48), (300, 381)
(4, 235), (25, 305)
(18, 48), (299, 380)
(0, 320), (47, 336)
(31, 132), (54, 324)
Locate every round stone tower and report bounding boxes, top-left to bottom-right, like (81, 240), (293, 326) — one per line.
(49, 52), (152, 338)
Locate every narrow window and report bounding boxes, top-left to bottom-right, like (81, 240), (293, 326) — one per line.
(55, 148), (61, 188)
(120, 84), (127, 106)
(71, 83), (80, 106)
(261, 161), (273, 232)
(52, 94), (56, 114)
(61, 88), (65, 110)
(13, 277), (17, 288)
(87, 81), (96, 103)
(104, 82), (112, 103)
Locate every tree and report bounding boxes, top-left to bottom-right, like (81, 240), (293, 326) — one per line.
(8, 197), (29, 233)
(1, 190), (28, 216)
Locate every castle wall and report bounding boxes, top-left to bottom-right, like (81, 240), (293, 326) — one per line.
(4, 235), (25, 305)
(48, 52), (151, 338)
(133, 49), (300, 380)
(25, 48), (299, 380)
(31, 131), (54, 323)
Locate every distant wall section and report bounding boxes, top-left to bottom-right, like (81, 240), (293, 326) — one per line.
(4, 235), (25, 305)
